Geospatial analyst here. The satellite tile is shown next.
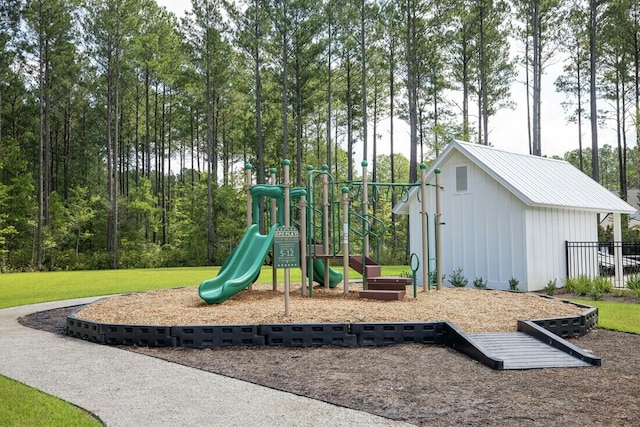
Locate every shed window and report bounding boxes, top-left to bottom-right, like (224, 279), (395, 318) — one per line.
(455, 165), (468, 193)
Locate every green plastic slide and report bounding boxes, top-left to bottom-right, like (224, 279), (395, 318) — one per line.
(199, 224), (278, 304)
(310, 258), (343, 288)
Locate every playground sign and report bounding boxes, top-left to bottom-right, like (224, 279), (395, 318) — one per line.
(274, 226), (300, 268)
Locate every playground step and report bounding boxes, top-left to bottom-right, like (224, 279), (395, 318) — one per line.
(368, 276), (413, 285)
(359, 290), (406, 301)
(349, 255), (381, 277)
(367, 282), (407, 291)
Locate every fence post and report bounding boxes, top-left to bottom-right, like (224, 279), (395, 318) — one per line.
(613, 213), (623, 287)
(565, 241), (569, 281)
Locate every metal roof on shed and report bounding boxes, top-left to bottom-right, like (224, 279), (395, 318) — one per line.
(395, 140), (636, 214)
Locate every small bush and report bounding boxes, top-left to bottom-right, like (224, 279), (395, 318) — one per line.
(545, 279), (557, 296)
(448, 268), (468, 287)
(626, 275), (640, 291)
(508, 277), (519, 291)
(592, 276), (613, 294)
(473, 277), (487, 289)
(589, 289), (604, 301)
(428, 271), (438, 284)
(565, 275), (592, 295)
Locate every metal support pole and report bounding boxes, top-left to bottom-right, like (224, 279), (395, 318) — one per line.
(342, 187), (350, 294)
(306, 165), (314, 297)
(246, 163), (253, 291)
(435, 168), (443, 290)
(361, 161), (369, 290)
(420, 163), (428, 292)
(245, 164), (253, 227)
(283, 160), (291, 316)
(270, 168), (278, 291)
(362, 161), (369, 259)
(322, 165), (330, 289)
(300, 194), (308, 296)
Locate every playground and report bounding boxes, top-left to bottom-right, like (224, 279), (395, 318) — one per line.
(65, 161), (603, 371)
(8, 159), (640, 425)
(20, 302), (640, 426)
(195, 160), (444, 309)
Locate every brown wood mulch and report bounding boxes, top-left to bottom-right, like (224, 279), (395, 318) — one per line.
(75, 284), (584, 332)
(20, 291), (640, 426)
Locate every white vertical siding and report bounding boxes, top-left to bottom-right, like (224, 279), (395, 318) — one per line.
(524, 208), (597, 291)
(435, 152), (527, 290)
(406, 150), (599, 292)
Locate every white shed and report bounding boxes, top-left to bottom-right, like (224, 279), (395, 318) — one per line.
(393, 140), (636, 291)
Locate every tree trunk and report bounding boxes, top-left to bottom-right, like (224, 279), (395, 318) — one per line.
(577, 44), (584, 171)
(347, 58), (353, 181)
(479, 2), (489, 145)
(112, 36), (120, 269)
(589, 0), (599, 182)
(406, 0), (418, 183)
(532, 1), (541, 156)
(462, 37), (469, 142)
(360, 0), (367, 161)
(254, 4), (264, 185)
(326, 10), (332, 170)
(36, 22), (45, 270)
(525, 32), (532, 155)
(281, 12), (289, 162)
(295, 57), (303, 186)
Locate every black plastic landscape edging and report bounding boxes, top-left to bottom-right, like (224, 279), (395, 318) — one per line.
(442, 322), (504, 370)
(517, 320), (601, 366)
(65, 294), (599, 370)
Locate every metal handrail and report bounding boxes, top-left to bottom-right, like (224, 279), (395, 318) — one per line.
(349, 211), (385, 264)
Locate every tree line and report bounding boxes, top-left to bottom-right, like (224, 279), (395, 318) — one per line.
(0, 0), (638, 272)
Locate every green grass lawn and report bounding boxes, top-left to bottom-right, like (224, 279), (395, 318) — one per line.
(571, 299), (640, 334)
(0, 264), (409, 309)
(0, 377), (101, 427)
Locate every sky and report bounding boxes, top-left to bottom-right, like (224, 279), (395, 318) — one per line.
(156, 0), (631, 162)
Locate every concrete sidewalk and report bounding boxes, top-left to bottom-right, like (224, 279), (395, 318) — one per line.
(0, 298), (413, 427)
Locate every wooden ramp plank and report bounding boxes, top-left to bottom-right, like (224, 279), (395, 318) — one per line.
(467, 332), (592, 370)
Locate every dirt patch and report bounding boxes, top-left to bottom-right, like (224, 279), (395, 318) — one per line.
(74, 285), (584, 333)
(18, 288), (640, 426)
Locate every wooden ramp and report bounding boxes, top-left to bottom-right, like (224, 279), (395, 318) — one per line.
(466, 333), (592, 370)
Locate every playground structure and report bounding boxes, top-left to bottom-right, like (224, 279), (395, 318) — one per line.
(63, 159), (604, 370)
(199, 159), (444, 312)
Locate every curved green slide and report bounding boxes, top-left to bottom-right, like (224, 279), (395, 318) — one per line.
(310, 258), (343, 288)
(199, 224), (278, 304)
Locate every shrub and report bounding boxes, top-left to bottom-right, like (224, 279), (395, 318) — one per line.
(448, 268), (468, 287)
(565, 275), (592, 295)
(508, 277), (519, 291)
(545, 279), (557, 296)
(589, 289), (604, 301)
(592, 276), (613, 294)
(428, 271), (437, 284)
(473, 277), (487, 289)
(626, 275), (640, 291)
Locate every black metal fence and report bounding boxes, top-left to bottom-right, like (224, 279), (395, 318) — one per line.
(566, 241), (640, 288)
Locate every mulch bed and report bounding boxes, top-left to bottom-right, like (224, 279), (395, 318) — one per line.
(19, 289), (640, 427)
(73, 285), (584, 333)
